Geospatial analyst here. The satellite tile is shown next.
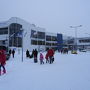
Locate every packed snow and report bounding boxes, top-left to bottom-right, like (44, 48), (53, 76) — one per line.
(0, 50), (90, 90)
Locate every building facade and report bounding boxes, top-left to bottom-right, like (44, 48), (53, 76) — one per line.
(0, 17), (63, 51)
(65, 36), (90, 50)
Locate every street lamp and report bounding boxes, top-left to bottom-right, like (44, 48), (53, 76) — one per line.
(20, 28), (24, 62)
(70, 25), (82, 52)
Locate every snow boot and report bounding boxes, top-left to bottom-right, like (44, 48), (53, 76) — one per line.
(3, 69), (6, 74)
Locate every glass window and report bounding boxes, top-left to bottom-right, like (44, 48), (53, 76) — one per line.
(31, 30), (37, 38)
(46, 42), (51, 46)
(52, 36), (57, 41)
(79, 39), (90, 43)
(9, 23), (22, 47)
(38, 41), (45, 45)
(0, 27), (8, 34)
(37, 31), (45, 39)
(31, 40), (37, 45)
(46, 35), (51, 41)
(31, 30), (45, 39)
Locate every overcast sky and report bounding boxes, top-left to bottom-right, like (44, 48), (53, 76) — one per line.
(0, 0), (90, 37)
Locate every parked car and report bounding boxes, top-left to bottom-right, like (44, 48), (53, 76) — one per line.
(80, 49), (87, 52)
(0, 45), (10, 60)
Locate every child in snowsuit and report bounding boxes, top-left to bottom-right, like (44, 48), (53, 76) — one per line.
(39, 53), (44, 64)
(0, 50), (6, 75)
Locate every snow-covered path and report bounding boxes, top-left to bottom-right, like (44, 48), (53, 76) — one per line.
(0, 51), (90, 90)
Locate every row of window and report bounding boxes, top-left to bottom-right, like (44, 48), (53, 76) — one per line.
(79, 39), (90, 43)
(31, 30), (57, 41)
(9, 37), (22, 47)
(31, 40), (57, 46)
(46, 36), (57, 41)
(31, 30), (45, 39)
(9, 23), (22, 35)
(31, 40), (45, 45)
(46, 42), (57, 46)
(0, 27), (8, 34)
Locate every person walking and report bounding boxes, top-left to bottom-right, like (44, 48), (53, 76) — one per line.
(45, 52), (49, 63)
(9, 49), (12, 57)
(47, 48), (54, 64)
(39, 53), (44, 64)
(0, 50), (6, 75)
(9, 49), (11, 55)
(12, 49), (15, 58)
(33, 49), (38, 63)
(26, 49), (30, 58)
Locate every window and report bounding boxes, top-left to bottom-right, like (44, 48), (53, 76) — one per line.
(31, 30), (37, 38)
(38, 41), (45, 45)
(31, 40), (37, 45)
(0, 27), (8, 34)
(52, 43), (57, 46)
(31, 40), (45, 45)
(9, 23), (22, 35)
(46, 42), (51, 46)
(79, 39), (90, 43)
(52, 36), (57, 41)
(9, 23), (22, 47)
(37, 31), (45, 39)
(31, 30), (45, 39)
(46, 36), (51, 41)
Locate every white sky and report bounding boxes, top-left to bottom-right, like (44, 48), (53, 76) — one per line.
(0, 0), (90, 37)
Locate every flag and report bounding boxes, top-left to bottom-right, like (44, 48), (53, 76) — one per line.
(15, 31), (23, 37)
(31, 30), (37, 38)
(24, 32), (27, 37)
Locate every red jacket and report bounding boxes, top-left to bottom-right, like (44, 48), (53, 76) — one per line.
(0, 50), (6, 65)
(47, 49), (54, 57)
(45, 53), (48, 60)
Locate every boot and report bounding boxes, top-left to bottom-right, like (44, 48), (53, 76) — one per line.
(3, 69), (6, 74)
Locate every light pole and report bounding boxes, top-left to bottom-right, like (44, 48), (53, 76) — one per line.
(70, 25), (82, 52)
(20, 28), (24, 62)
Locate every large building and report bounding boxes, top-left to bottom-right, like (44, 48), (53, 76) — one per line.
(0, 17), (63, 51)
(64, 36), (90, 50)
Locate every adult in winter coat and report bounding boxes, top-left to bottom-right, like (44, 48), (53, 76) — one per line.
(9, 49), (12, 56)
(47, 48), (54, 64)
(39, 53), (44, 64)
(0, 50), (6, 75)
(26, 49), (30, 58)
(45, 53), (49, 63)
(12, 49), (15, 58)
(33, 49), (38, 63)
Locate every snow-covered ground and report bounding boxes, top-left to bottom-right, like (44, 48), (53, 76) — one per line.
(0, 50), (90, 90)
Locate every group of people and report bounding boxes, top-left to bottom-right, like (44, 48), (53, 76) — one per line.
(9, 49), (15, 58)
(60, 48), (68, 54)
(26, 48), (55, 65)
(0, 48), (54, 76)
(26, 49), (38, 63)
